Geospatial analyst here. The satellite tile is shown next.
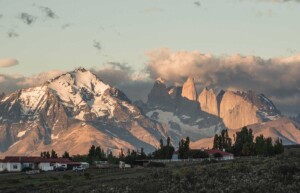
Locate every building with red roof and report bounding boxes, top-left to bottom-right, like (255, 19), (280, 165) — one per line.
(205, 149), (234, 160)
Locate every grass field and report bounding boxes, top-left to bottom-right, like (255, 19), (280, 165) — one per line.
(0, 147), (299, 193)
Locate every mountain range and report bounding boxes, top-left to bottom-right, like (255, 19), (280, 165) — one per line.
(0, 68), (299, 157)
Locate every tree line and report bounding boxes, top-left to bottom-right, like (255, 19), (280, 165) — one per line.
(213, 127), (284, 156)
(40, 126), (284, 166)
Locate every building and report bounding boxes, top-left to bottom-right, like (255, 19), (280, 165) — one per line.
(205, 149), (234, 160)
(0, 156), (80, 172)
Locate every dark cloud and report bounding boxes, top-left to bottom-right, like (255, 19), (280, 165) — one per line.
(91, 65), (152, 102)
(18, 12), (37, 25)
(61, 23), (72, 29)
(7, 30), (19, 38)
(0, 14), (3, 19)
(194, 1), (201, 7)
(93, 40), (102, 51)
(146, 48), (300, 115)
(40, 6), (58, 19)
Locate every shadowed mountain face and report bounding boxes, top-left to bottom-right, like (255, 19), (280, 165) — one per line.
(0, 68), (167, 157)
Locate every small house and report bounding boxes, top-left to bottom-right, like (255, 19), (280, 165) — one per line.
(205, 149), (234, 160)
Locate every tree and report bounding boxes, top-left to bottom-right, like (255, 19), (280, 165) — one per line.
(233, 127), (254, 156)
(62, 151), (70, 158)
(160, 138), (164, 149)
(119, 148), (125, 160)
(167, 136), (171, 147)
(88, 145), (96, 158)
(213, 134), (219, 149)
(95, 146), (105, 160)
(153, 138), (175, 159)
(242, 143), (251, 156)
(178, 137), (190, 159)
(264, 137), (274, 156)
(213, 130), (232, 152)
(273, 138), (284, 155)
(51, 149), (58, 158)
(255, 135), (266, 156)
(189, 150), (209, 159)
(139, 147), (147, 159)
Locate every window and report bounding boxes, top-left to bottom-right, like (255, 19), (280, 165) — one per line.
(13, 164), (18, 169)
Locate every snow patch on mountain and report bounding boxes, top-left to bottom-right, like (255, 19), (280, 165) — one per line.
(17, 130), (27, 138)
(19, 86), (47, 116)
(146, 110), (221, 142)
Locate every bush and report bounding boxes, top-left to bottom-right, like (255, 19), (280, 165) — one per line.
(63, 174), (72, 180)
(22, 167), (33, 172)
(147, 162), (166, 167)
(213, 153), (223, 158)
(84, 172), (91, 180)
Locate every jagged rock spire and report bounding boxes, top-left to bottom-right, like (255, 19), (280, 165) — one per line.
(182, 76), (197, 101)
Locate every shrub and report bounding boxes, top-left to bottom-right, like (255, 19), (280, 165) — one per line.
(84, 172), (91, 180)
(22, 167), (33, 172)
(147, 162), (165, 167)
(63, 174), (72, 180)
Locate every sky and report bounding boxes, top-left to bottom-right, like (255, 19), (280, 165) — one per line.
(0, 0), (300, 115)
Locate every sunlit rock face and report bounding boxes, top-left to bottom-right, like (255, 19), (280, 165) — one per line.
(182, 77), (197, 101)
(219, 90), (281, 130)
(198, 88), (218, 116)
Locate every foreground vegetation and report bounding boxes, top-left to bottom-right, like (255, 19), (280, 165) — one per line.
(0, 147), (299, 193)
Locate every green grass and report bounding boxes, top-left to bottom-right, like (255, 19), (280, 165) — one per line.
(0, 147), (299, 193)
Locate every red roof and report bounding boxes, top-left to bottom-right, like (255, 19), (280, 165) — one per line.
(205, 149), (233, 156)
(1, 156), (73, 163)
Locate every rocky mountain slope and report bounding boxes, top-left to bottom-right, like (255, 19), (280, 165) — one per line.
(0, 68), (167, 157)
(198, 88), (218, 116)
(137, 78), (226, 146)
(139, 76), (297, 147)
(218, 90), (281, 130)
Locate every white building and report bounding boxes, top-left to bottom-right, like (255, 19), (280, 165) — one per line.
(0, 156), (79, 172)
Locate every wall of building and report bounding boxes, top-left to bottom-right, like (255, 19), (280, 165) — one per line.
(0, 162), (7, 172)
(38, 162), (53, 171)
(6, 162), (22, 172)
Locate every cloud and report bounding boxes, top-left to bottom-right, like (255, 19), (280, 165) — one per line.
(18, 12), (37, 25)
(93, 40), (102, 51)
(194, 1), (201, 7)
(17, 70), (64, 87)
(39, 6), (58, 19)
(91, 62), (152, 101)
(0, 58), (19, 68)
(0, 14), (3, 19)
(0, 64), (151, 103)
(0, 70), (64, 94)
(256, 0), (300, 2)
(61, 23), (72, 29)
(7, 30), (19, 38)
(142, 7), (164, 13)
(146, 48), (300, 115)
(256, 9), (274, 17)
